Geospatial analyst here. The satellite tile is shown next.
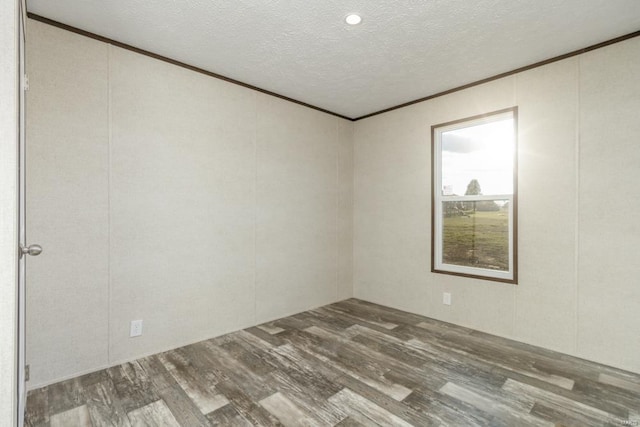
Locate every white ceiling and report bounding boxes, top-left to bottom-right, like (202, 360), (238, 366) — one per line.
(27, 0), (640, 119)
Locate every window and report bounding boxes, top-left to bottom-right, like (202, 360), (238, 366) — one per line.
(431, 108), (517, 283)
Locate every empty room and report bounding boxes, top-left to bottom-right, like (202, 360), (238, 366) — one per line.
(2, 0), (640, 426)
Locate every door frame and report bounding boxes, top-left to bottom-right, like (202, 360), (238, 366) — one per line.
(0, 0), (21, 425)
(17, 0), (28, 424)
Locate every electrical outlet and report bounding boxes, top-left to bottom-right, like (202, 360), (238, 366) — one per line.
(130, 319), (143, 337)
(443, 292), (452, 306)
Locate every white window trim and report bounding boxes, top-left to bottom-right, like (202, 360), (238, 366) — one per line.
(432, 109), (517, 283)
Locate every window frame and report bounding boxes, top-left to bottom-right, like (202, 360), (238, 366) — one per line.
(431, 107), (518, 284)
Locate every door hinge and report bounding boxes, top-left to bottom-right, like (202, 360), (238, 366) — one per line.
(25, 364), (30, 381)
(23, 74), (29, 92)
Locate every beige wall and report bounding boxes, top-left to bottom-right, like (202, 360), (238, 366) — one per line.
(26, 20), (110, 389)
(0, 0), (19, 423)
(577, 40), (640, 372)
(26, 20), (354, 387)
(354, 36), (640, 373)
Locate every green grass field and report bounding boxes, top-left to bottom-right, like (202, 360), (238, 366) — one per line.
(442, 210), (509, 271)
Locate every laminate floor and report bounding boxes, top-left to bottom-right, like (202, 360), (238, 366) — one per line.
(25, 299), (640, 426)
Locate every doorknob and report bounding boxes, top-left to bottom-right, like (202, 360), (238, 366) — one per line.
(20, 244), (42, 257)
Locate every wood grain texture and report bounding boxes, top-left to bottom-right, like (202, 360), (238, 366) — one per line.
(50, 404), (92, 427)
(26, 298), (640, 426)
(126, 400), (180, 427)
(259, 392), (320, 427)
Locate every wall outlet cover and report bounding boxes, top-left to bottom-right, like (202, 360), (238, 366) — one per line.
(130, 319), (143, 337)
(443, 292), (452, 306)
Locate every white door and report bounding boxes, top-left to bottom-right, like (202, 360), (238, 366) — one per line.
(17, 1), (39, 425)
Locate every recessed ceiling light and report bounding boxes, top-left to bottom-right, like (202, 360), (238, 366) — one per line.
(345, 14), (362, 25)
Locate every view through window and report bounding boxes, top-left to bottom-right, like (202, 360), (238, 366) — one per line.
(432, 108), (517, 283)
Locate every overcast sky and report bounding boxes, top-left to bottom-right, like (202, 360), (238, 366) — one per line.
(442, 118), (514, 196)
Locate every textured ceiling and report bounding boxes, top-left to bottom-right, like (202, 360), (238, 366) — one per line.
(27, 0), (640, 119)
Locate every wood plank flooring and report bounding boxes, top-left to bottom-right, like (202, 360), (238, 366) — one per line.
(25, 298), (640, 426)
